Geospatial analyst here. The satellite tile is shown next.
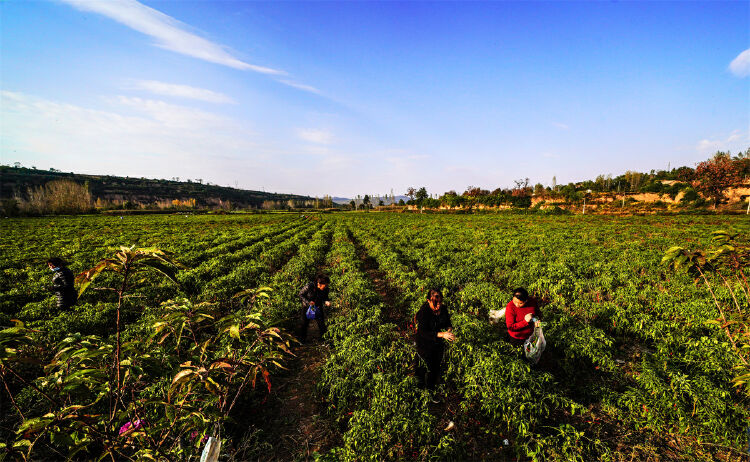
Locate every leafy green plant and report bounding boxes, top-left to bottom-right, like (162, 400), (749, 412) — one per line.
(4, 212), (750, 459)
(75, 246), (184, 422)
(1, 289), (294, 460)
(663, 230), (750, 393)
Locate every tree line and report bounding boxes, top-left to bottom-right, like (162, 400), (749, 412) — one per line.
(399, 150), (749, 210)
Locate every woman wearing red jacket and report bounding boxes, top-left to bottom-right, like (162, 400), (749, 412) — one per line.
(505, 287), (541, 346)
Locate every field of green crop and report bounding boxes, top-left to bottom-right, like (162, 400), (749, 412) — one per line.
(1, 212), (748, 461)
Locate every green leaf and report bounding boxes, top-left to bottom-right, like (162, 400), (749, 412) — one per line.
(17, 417), (53, 434)
(662, 246), (684, 260)
(51, 431), (74, 447)
(205, 377), (222, 394)
(137, 260), (180, 285)
(229, 325), (240, 340)
(75, 260), (120, 297)
(65, 368), (101, 381)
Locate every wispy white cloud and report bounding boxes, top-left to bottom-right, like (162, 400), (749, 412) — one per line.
(279, 80), (322, 95)
(2, 91), (436, 197)
(1, 90), (365, 195)
(729, 49), (750, 77)
(696, 129), (749, 153)
(542, 152), (560, 158)
(114, 96), (231, 128)
(0, 90), (260, 180)
(697, 139), (723, 152)
(297, 128), (334, 145)
(552, 122), (569, 130)
(406, 154), (429, 161)
(130, 80), (235, 104)
(384, 153), (429, 170)
(59, 0), (284, 74)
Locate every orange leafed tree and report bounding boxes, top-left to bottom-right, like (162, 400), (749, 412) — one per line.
(693, 153), (741, 208)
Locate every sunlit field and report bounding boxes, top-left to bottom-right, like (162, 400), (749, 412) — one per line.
(1, 212), (748, 460)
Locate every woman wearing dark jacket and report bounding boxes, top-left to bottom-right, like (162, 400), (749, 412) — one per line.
(297, 274), (330, 340)
(47, 257), (77, 309)
(415, 289), (456, 391)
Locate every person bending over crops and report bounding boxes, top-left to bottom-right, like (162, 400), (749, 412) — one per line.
(415, 289), (456, 394)
(298, 273), (331, 341)
(505, 287), (541, 346)
(46, 257), (77, 310)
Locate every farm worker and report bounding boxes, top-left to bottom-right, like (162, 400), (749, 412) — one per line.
(505, 287), (541, 346)
(415, 289), (456, 394)
(298, 274), (331, 341)
(46, 257), (77, 309)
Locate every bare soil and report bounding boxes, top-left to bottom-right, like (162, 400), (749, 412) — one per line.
(241, 326), (341, 461)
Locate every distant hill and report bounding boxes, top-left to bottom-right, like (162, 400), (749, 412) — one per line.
(0, 166), (314, 209)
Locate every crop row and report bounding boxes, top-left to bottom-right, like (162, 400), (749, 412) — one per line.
(316, 223), (455, 460)
(365, 215), (747, 449)
(0, 214), (323, 460)
(3, 216), (318, 344)
(193, 221), (319, 300)
(178, 218), (307, 289)
(343, 214), (749, 453)
(347, 218), (590, 459)
(262, 221), (334, 326)
(2, 212), (748, 459)
(0, 215), (300, 322)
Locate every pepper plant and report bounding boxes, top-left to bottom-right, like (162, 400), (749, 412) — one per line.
(0, 288), (294, 460)
(663, 230), (750, 393)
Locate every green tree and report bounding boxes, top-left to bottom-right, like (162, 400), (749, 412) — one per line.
(415, 187), (428, 204)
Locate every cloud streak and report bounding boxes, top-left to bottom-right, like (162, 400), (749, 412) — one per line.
(729, 48), (750, 77)
(696, 129), (749, 153)
(60, 0), (284, 74)
(297, 128), (334, 145)
(131, 80), (235, 103)
(1, 90), (350, 195)
(279, 80), (322, 95)
(1, 90), (259, 179)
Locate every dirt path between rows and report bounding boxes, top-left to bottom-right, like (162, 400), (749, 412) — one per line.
(349, 233), (410, 330)
(255, 327), (340, 461)
(349, 232), (518, 460)
(242, 263), (341, 459)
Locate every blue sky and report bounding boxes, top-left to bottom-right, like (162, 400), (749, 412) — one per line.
(1, 0), (748, 197)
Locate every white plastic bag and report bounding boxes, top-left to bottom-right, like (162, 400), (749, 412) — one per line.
(200, 436), (221, 462)
(523, 325), (546, 365)
(488, 308), (506, 325)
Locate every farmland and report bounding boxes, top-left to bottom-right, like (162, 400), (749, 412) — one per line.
(1, 212), (749, 461)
